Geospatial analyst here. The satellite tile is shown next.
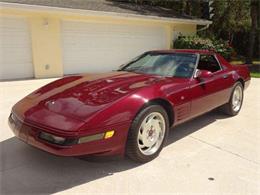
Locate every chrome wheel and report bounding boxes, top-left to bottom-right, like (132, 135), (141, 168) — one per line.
(232, 85), (243, 112)
(137, 112), (166, 156)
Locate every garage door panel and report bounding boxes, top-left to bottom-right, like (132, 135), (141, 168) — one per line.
(62, 21), (167, 75)
(0, 17), (33, 80)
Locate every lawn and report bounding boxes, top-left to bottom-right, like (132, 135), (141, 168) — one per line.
(250, 72), (260, 78)
(230, 61), (260, 78)
(230, 60), (260, 65)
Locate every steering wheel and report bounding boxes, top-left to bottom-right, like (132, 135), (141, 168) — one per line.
(175, 64), (191, 77)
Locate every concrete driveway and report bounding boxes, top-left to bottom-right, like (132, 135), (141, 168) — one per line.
(0, 78), (259, 195)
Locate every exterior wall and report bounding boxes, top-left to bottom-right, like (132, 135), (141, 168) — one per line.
(172, 24), (197, 45)
(0, 7), (197, 78)
(29, 17), (63, 78)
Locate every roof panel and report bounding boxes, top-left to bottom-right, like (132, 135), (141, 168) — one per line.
(0, 0), (209, 22)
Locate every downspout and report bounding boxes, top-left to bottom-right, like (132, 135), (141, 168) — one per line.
(197, 24), (210, 32)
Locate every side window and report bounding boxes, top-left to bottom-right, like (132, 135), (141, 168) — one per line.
(198, 55), (221, 72)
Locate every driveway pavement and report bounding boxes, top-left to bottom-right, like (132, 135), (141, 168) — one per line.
(0, 78), (260, 195)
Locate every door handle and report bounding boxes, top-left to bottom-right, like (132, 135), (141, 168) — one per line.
(223, 74), (228, 79)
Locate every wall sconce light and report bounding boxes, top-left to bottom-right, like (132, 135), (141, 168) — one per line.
(43, 18), (49, 28)
(45, 64), (50, 70)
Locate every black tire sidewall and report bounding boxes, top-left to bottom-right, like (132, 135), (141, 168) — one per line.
(126, 104), (169, 163)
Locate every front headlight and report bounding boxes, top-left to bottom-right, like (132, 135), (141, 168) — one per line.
(39, 132), (66, 145)
(39, 130), (115, 145)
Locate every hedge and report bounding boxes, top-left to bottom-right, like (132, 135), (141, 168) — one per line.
(173, 35), (234, 60)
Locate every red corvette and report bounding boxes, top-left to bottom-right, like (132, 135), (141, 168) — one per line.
(9, 49), (250, 162)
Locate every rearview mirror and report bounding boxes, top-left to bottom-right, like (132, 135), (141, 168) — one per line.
(194, 69), (213, 79)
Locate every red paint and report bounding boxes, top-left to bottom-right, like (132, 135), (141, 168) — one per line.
(9, 50), (250, 157)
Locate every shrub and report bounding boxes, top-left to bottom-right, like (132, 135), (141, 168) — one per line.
(173, 35), (234, 60)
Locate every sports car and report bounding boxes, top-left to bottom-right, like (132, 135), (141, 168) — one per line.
(9, 49), (250, 163)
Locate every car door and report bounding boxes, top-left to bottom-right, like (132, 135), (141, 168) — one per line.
(166, 78), (192, 125)
(189, 54), (233, 118)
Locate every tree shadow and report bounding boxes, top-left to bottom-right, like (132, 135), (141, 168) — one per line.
(0, 110), (229, 194)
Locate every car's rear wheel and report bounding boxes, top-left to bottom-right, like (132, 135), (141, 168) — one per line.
(221, 82), (244, 116)
(126, 105), (169, 163)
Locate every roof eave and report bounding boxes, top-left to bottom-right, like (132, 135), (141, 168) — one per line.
(0, 2), (212, 25)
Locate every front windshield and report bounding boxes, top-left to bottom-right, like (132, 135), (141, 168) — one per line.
(120, 52), (198, 78)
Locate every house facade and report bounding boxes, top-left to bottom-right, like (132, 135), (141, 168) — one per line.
(0, 1), (211, 80)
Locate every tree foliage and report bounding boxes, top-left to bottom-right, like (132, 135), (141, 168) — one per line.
(111, 0), (259, 61)
(208, 0), (250, 37)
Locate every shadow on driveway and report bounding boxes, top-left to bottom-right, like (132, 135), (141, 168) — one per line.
(0, 110), (228, 194)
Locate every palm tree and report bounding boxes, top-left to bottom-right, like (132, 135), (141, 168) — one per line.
(246, 0), (259, 64)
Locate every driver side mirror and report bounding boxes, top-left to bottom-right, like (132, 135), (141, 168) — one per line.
(194, 69), (213, 80)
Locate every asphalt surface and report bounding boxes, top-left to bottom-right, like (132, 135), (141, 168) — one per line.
(0, 78), (259, 195)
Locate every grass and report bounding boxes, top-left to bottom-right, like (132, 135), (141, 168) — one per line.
(250, 72), (260, 78)
(230, 60), (260, 65)
(230, 60), (260, 78)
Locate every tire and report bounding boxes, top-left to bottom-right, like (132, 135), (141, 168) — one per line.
(126, 104), (169, 163)
(221, 82), (244, 116)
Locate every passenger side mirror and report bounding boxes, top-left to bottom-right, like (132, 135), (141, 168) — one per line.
(194, 69), (213, 80)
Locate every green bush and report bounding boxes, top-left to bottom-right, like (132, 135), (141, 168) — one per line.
(173, 35), (234, 60)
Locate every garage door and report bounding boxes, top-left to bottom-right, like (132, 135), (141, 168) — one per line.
(0, 17), (33, 80)
(62, 21), (167, 74)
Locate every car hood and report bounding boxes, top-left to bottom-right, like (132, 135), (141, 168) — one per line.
(13, 71), (165, 128)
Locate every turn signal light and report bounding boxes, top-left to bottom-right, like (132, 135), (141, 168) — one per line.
(78, 130), (115, 144)
(104, 130), (115, 139)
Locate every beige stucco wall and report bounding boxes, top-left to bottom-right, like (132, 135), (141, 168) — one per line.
(0, 7), (197, 78)
(172, 23), (197, 42)
(29, 16), (63, 78)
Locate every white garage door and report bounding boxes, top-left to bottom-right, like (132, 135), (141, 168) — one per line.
(62, 21), (167, 74)
(0, 17), (33, 80)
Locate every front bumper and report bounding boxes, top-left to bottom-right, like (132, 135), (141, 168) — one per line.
(8, 114), (130, 157)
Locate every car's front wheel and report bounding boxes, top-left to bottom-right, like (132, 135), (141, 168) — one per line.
(126, 105), (169, 163)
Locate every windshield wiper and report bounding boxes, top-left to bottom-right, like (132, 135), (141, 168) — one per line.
(121, 67), (141, 72)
